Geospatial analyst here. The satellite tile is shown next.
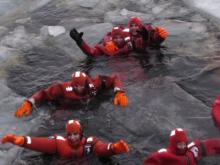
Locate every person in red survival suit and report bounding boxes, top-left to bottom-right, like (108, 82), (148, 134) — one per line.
(15, 71), (128, 118)
(127, 17), (168, 53)
(211, 95), (220, 128)
(1, 119), (129, 161)
(69, 27), (132, 57)
(143, 128), (220, 165)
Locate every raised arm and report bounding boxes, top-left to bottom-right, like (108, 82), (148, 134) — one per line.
(70, 28), (103, 57)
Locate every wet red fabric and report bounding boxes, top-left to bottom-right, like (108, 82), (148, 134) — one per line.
(24, 136), (114, 159)
(29, 74), (123, 107)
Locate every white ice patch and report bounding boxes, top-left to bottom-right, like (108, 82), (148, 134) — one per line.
(48, 26), (66, 37)
(189, 0), (220, 19)
(0, 46), (19, 64)
(77, 0), (100, 8)
(120, 8), (128, 16)
(28, 0), (52, 12)
(1, 26), (44, 52)
(15, 17), (31, 24)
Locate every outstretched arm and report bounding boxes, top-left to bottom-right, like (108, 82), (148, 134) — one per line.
(202, 138), (220, 156)
(29, 83), (64, 106)
(187, 138), (220, 161)
(93, 138), (129, 157)
(1, 134), (57, 154)
(15, 83), (63, 118)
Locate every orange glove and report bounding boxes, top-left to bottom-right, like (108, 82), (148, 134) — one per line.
(1, 134), (25, 146)
(113, 91), (128, 107)
(111, 140), (129, 154)
(15, 100), (32, 118)
(104, 41), (119, 54)
(155, 27), (168, 39)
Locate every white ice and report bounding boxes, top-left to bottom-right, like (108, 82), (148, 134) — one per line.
(188, 0), (220, 19)
(48, 26), (66, 37)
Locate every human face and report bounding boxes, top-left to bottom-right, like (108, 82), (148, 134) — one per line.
(129, 23), (139, 36)
(73, 84), (87, 96)
(113, 35), (124, 48)
(67, 132), (81, 147)
(176, 141), (187, 155)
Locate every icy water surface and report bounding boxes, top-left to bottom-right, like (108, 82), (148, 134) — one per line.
(1, 0), (220, 165)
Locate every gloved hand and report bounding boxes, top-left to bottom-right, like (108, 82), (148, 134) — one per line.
(113, 91), (128, 107)
(111, 140), (129, 154)
(137, 27), (149, 41)
(104, 41), (119, 54)
(155, 27), (168, 39)
(69, 28), (84, 45)
(15, 100), (32, 118)
(1, 134), (25, 146)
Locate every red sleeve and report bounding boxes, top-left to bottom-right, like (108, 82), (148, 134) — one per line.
(187, 139), (220, 161)
(143, 25), (165, 45)
(143, 151), (190, 165)
(92, 138), (114, 157)
(187, 140), (206, 161)
(143, 153), (161, 165)
(211, 95), (220, 128)
(80, 41), (103, 57)
(202, 138), (220, 156)
(97, 74), (124, 92)
(23, 136), (57, 154)
(151, 31), (165, 45)
(28, 83), (63, 106)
